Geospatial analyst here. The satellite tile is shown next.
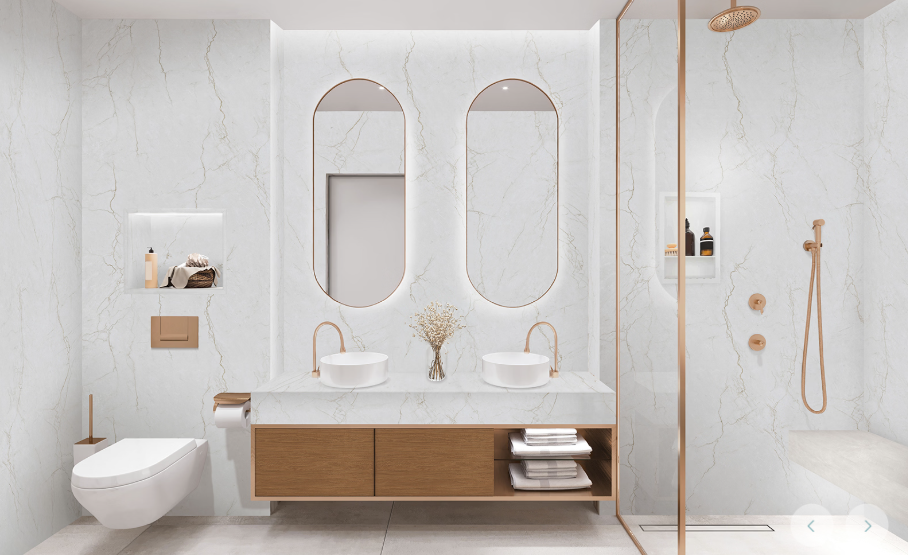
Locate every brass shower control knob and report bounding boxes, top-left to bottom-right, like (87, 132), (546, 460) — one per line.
(749, 334), (766, 351)
(749, 294), (766, 314)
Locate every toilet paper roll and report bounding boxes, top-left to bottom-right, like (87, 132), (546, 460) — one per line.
(215, 401), (250, 429)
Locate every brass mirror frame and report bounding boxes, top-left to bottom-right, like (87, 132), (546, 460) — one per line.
(465, 78), (560, 308)
(311, 78), (407, 308)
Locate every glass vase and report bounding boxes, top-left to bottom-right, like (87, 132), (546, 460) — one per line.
(427, 344), (448, 382)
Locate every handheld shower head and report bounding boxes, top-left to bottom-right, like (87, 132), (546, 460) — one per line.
(708, 1), (761, 32)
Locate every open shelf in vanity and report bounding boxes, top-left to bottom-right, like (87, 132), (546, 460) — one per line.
(251, 424), (615, 502)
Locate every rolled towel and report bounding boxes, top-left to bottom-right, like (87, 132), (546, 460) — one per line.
(523, 428), (577, 437)
(509, 433), (592, 458)
(186, 253), (209, 267)
(509, 463), (591, 491)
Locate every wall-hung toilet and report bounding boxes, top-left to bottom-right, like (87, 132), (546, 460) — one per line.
(71, 438), (208, 529)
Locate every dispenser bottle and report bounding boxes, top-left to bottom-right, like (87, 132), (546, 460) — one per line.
(700, 227), (714, 256)
(145, 247), (158, 288)
(685, 218), (696, 256)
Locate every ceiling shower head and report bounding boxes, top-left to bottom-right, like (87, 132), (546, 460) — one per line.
(708, 1), (761, 32)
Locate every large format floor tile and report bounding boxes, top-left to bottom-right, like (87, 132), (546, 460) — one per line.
(25, 522), (147, 555)
(118, 524), (388, 555)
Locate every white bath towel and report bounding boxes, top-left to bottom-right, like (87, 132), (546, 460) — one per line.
(509, 433), (591, 457)
(525, 470), (578, 479)
(522, 459), (578, 471)
(522, 434), (577, 445)
(522, 460), (578, 478)
(523, 428), (577, 437)
(509, 463), (592, 491)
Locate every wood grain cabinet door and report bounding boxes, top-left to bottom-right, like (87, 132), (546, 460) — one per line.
(253, 428), (374, 497)
(375, 428), (493, 496)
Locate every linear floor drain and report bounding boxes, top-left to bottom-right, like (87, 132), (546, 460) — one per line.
(639, 525), (775, 532)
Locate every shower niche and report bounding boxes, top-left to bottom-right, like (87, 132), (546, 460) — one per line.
(658, 192), (720, 284)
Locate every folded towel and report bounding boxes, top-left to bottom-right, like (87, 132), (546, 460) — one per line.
(522, 434), (577, 446)
(509, 463), (592, 491)
(522, 460), (578, 479)
(522, 459), (578, 471)
(186, 253), (209, 267)
(509, 433), (592, 457)
(525, 470), (578, 479)
(523, 428), (577, 437)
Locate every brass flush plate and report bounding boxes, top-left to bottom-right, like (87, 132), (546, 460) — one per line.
(151, 316), (199, 348)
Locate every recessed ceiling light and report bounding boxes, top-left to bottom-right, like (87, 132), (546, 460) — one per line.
(378, 86), (385, 90)
(502, 86), (508, 90)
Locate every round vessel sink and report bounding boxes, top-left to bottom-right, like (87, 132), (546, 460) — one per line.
(319, 352), (389, 388)
(481, 352), (551, 388)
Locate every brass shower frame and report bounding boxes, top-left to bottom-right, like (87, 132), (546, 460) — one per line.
(615, 1), (686, 554)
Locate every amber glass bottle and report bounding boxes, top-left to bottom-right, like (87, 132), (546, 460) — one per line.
(685, 218), (696, 256)
(700, 227), (714, 256)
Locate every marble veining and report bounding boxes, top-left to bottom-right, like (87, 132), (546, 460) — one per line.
(253, 371), (615, 425)
(0, 0), (82, 554)
(81, 20), (273, 518)
(282, 30), (594, 382)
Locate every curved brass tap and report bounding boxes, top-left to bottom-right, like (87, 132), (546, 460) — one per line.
(525, 322), (559, 378)
(313, 321), (346, 377)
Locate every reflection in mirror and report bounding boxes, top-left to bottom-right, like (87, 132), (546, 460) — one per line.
(467, 79), (558, 307)
(313, 79), (405, 307)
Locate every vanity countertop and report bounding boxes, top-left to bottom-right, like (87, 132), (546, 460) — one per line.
(252, 371), (615, 425)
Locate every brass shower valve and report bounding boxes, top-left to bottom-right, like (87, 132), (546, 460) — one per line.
(748, 293), (766, 314)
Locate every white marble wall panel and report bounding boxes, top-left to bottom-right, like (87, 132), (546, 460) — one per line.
(467, 110), (558, 306)
(81, 20), (272, 517)
(865, 0), (908, 460)
(597, 20), (617, 390)
(0, 1), (82, 553)
(312, 110), (404, 287)
(619, 19), (868, 518)
(283, 31), (593, 380)
(270, 22), (284, 380)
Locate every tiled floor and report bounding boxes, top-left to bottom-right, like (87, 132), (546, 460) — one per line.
(27, 502), (639, 555)
(27, 504), (908, 554)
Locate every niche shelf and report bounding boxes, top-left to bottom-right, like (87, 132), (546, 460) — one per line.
(658, 192), (720, 284)
(124, 209), (226, 294)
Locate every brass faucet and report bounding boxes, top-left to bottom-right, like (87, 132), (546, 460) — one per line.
(312, 321), (346, 377)
(525, 322), (559, 378)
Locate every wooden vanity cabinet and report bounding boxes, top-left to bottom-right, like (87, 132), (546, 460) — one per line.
(253, 428), (374, 497)
(375, 428), (494, 496)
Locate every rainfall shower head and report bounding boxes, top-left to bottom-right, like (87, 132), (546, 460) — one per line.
(708, 1), (761, 32)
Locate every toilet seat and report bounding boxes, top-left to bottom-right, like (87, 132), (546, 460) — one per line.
(72, 438), (197, 489)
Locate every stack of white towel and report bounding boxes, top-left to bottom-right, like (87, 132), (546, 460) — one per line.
(508, 430), (592, 458)
(508, 429), (593, 491)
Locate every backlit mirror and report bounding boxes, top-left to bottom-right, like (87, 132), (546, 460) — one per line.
(466, 79), (558, 307)
(313, 79), (405, 307)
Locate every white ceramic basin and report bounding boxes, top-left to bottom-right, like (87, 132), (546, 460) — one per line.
(481, 352), (551, 388)
(318, 352), (389, 388)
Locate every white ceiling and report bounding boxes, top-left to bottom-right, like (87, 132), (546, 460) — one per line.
(55, 0), (897, 30)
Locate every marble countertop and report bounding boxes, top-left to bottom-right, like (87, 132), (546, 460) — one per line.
(251, 371), (615, 425)
(253, 370), (614, 395)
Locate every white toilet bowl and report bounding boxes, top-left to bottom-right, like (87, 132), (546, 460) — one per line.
(72, 438), (208, 529)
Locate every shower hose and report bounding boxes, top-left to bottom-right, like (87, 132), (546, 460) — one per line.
(801, 221), (828, 414)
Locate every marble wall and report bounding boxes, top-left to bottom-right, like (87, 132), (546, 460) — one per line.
(81, 19), (272, 517)
(618, 18), (869, 518)
(0, 1), (82, 553)
(0, 0), (82, 551)
(865, 2), (908, 536)
(467, 110), (558, 307)
(282, 30), (597, 384)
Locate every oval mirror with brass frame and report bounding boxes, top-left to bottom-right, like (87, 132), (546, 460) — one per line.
(466, 79), (559, 308)
(312, 78), (406, 308)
